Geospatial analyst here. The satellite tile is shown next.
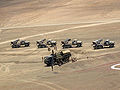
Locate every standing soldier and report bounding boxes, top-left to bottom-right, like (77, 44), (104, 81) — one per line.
(54, 46), (57, 51)
(42, 57), (44, 62)
(51, 57), (54, 71)
(51, 50), (55, 71)
(48, 46), (51, 51)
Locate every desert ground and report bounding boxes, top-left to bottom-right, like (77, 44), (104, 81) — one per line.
(0, 0), (120, 90)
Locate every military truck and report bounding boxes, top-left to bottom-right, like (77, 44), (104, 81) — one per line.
(92, 39), (115, 49)
(61, 39), (72, 49)
(72, 39), (82, 47)
(92, 39), (104, 49)
(36, 39), (47, 48)
(11, 39), (30, 48)
(44, 50), (71, 67)
(47, 39), (57, 47)
(104, 39), (115, 48)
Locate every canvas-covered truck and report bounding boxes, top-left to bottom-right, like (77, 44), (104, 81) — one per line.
(44, 50), (71, 67)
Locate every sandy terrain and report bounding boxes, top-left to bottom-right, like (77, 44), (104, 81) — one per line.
(0, 0), (120, 27)
(0, 0), (120, 90)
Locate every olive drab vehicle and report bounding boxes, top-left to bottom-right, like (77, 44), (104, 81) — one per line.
(36, 39), (47, 48)
(47, 39), (57, 47)
(11, 39), (30, 48)
(92, 39), (103, 49)
(72, 39), (82, 47)
(44, 50), (71, 67)
(104, 39), (115, 48)
(61, 39), (72, 49)
(92, 39), (115, 49)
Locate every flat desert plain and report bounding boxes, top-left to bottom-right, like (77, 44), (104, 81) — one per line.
(0, 0), (120, 90)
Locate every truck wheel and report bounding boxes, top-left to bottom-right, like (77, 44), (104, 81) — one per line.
(25, 44), (29, 47)
(58, 61), (63, 66)
(93, 46), (96, 50)
(109, 45), (114, 48)
(62, 45), (65, 49)
(77, 44), (81, 47)
(43, 45), (46, 48)
(12, 45), (15, 48)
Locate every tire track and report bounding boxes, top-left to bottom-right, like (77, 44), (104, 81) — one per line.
(1, 19), (120, 30)
(0, 67), (41, 79)
(0, 69), (68, 90)
(0, 78), (57, 90)
(22, 80), (68, 90)
(63, 60), (120, 74)
(0, 64), (68, 90)
(0, 20), (104, 30)
(21, 80), (57, 90)
(42, 81), (68, 90)
(0, 20), (120, 45)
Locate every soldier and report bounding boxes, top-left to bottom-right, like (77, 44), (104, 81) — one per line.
(51, 50), (55, 71)
(54, 46), (57, 51)
(50, 56), (54, 71)
(42, 57), (44, 62)
(48, 47), (51, 51)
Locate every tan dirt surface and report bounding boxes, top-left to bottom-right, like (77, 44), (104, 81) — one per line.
(0, 0), (120, 90)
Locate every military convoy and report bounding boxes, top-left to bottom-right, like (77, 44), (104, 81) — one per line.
(11, 39), (30, 48)
(10, 38), (115, 70)
(61, 39), (82, 48)
(92, 39), (115, 49)
(11, 38), (115, 50)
